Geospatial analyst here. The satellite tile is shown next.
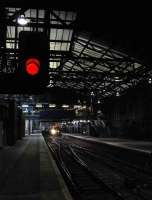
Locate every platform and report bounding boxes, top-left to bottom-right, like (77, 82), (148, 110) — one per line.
(0, 134), (73, 200)
(63, 133), (152, 154)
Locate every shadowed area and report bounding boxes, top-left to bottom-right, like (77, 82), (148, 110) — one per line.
(0, 134), (70, 200)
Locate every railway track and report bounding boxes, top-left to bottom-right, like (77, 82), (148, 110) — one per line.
(46, 137), (124, 200)
(70, 144), (152, 200)
(45, 136), (152, 200)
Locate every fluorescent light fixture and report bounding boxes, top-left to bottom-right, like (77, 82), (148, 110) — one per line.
(80, 120), (87, 122)
(62, 104), (69, 108)
(114, 76), (122, 82)
(36, 103), (42, 108)
(17, 15), (29, 25)
(74, 105), (81, 109)
(49, 104), (56, 108)
(22, 104), (29, 108)
(115, 76), (119, 79)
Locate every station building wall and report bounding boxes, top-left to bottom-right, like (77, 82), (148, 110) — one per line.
(102, 83), (152, 139)
(0, 100), (25, 147)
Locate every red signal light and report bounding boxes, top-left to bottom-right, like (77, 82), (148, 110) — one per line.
(25, 58), (40, 76)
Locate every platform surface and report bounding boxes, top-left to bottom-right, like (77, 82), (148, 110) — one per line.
(0, 133), (72, 200)
(63, 133), (152, 154)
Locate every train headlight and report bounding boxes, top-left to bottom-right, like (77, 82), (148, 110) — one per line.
(50, 128), (57, 135)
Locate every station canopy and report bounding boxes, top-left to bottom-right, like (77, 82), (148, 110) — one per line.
(0, 3), (152, 102)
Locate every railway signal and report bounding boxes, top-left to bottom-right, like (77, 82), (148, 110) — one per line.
(25, 58), (40, 76)
(17, 31), (50, 90)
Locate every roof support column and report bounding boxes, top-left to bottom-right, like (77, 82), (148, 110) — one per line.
(0, 7), (7, 72)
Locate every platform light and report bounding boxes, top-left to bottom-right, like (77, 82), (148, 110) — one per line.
(62, 104), (69, 108)
(29, 96), (33, 100)
(97, 110), (102, 114)
(114, 76), (121, 82)
(97, 100), (101, 104)
(17, 15), (29, 25)
(148, 78), (152, 84)
(22, 104), (29, 108)
(79, 120), (87, 123)
(49, 104), (56, 108)
(91, 91), (95, 96)
(36, 103), (42, 108)
(115, 76), (119, 79)
(74, 105), (81, 109)
(116, 91), (120, 97)
(77, 99), (81, 104)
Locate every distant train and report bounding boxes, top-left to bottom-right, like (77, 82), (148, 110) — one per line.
(49, 122), (62, 136)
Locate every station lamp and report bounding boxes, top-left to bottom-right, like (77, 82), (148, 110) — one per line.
(148, 78), (152, 84)
(97, 100), (101, 104)
(116, 91), (120, 97)
(114, 76), (120, 82)
(17, 15), (29, 25)
(91, 91), (95, 96)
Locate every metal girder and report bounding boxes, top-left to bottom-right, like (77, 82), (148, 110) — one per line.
(7, 8), (29, 22)
(0, 6), (151, 99)
(50, 10), (68, 27)
(6, 21), (75, 30)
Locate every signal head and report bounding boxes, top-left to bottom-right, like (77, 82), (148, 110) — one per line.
(25, 58), (40, 76)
